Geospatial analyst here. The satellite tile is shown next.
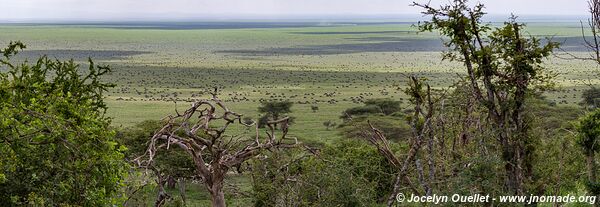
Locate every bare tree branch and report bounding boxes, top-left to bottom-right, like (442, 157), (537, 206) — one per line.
(134, 94), (298, 207)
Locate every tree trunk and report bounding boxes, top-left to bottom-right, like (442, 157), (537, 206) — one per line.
(415, 158), (430, 196)
(500, 131), (524, 196)
(207, 170), (227, 207)
(167, 176), (176, 189)
(587, 151), (598, 207)
(152, 169), (170, 207)
(386, 174), (403, 207)
(179, 178), (187, 206)
(588, 152), (597, 183)
(210, 183), (226, 207)
(155, 179), (170, 207)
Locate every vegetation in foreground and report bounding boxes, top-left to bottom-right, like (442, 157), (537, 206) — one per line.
(0, 42), (127, 206)
(4, 0), (600, 206)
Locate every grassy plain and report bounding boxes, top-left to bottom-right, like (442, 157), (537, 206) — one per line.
(1, 21), (598, 143)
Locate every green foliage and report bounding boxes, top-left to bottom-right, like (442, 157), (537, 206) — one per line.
(416, 1), (558, 93)
(258, 100), (293, 117)
(342, 98), (402, 120)
(117, 120), (160, 159)
(577, 109), (600, 155)
(523, 98), (583, 195)
(0, 15), (594, 207)
(339, 115), (411, 141)
(488, 22), (558, 92)
(416, 0), (559, 195)
(364, 98), (402, 115)
(257, 100), (293, 128)
(342, 105), (381, 119)
(321, 140), (399, 201)
(0, 42), (128, 206)
(251, 140), (397, 206)
(450, 154), (505, 198)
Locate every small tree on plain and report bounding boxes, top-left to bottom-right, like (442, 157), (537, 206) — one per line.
(258, 100), (293, 128)
(364, 98), (402, 115)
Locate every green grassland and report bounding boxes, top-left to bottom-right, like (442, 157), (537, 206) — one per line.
(0, 21), (597, 144)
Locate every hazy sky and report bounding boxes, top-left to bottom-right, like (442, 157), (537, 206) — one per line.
(0, 0), (589, 22)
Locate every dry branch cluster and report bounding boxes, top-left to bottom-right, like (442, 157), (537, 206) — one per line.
(134, 93), (297, 207)
(362, 77), (437, 207)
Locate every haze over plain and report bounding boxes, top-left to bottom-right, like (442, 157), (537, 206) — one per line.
(0, 0), (588, 22)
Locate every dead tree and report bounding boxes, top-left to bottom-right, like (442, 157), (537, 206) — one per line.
(135, 93), (297, 207)
(554, 0), (600, 63)
(568, 0), (600, 64)
(362, 77), (436, 207)
(585, 0), (600, 64)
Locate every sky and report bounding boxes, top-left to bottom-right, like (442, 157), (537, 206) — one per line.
(0, 0), (589, 22)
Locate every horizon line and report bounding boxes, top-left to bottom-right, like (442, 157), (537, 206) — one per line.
(0, 13), (589, 24)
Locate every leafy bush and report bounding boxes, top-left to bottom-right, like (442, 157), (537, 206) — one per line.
(577, 109), (600, 154)
(342, 105), (382, 119)
(339, 115), (411, 141)
(341, 98), (402, 121)
(251, 140), (398, 206)
(0, 42), (128, 206)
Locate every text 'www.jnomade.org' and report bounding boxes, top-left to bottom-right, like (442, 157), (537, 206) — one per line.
(396, 193), (597, 205)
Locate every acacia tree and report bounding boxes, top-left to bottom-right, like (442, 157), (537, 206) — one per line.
(0, 42), (127, 206)
(136, 93), (297, 207)
(257, 100), (293, 128)
(413, 0), (558, 195)
(364, 98), (402, 115)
